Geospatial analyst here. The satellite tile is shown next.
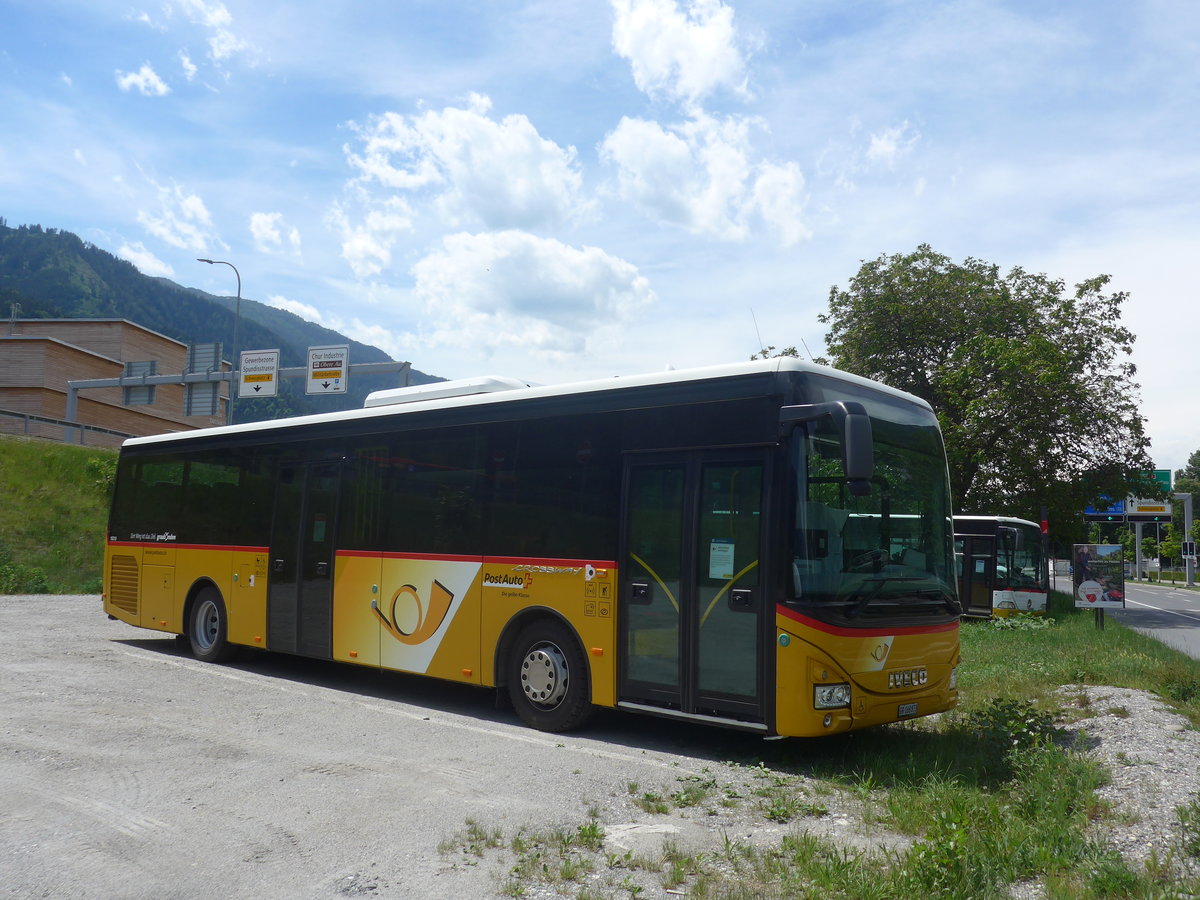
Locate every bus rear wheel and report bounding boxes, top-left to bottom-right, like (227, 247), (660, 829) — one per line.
(507, 620), (592, 732)
(188, 587), (236, 663)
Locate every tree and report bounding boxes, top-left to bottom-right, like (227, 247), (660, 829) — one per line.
(750, 345), (799, 360)
(1173, 449), (1200, 541)
(819, 245), (1153, 540)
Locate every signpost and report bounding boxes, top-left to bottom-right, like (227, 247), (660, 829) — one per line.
(305, 345), (349, 396)
(238, 349), (280, 399)
(1073, 543), (1125, 629)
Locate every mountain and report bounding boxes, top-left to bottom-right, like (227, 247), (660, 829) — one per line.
(0, 220), (440, 420)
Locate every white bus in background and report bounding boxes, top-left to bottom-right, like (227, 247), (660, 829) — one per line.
(954, 516), (1049, 617)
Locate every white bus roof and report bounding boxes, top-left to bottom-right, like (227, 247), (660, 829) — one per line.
(954, 515), (1041, 529)
(122, 357), (932, 448)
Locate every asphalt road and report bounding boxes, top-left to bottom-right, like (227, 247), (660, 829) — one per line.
(0, 595), (816, 900)
(1098, 579), (1200, 659)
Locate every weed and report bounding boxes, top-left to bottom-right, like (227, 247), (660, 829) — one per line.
(634, 791), (670, 814)
(1158, 660), (1200, 704)
(439, 818), (503, 857)
(987, 613), (1055, 631)
(1178, 796), (1200, 858)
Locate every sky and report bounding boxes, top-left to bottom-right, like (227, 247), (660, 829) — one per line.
(1, 0), (1197, 473)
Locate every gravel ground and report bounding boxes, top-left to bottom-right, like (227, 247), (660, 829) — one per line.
(1058, 685), (1200, 878)
(5, 595), (1200, 899)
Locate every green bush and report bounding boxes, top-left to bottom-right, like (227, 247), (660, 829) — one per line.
(0, 543), (50, 593)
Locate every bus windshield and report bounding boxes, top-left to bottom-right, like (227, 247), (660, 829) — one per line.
(789, 408), (957, 620)
(997, 523), (1048, 591)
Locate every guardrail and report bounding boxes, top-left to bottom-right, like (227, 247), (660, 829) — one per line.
(0, 408), (133, 448)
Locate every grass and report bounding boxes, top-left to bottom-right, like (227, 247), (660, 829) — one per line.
(0, 435), (115, 593)
(441, 592), (1200, 898)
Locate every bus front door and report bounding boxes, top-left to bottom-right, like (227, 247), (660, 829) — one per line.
(955, 534), (996, 617)
(619, 452), (766, 728)
(268, 461), (342, 658)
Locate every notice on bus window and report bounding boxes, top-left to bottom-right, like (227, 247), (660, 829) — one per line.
(1072, 543), (1125, 609)
(709, 539), (735, 580)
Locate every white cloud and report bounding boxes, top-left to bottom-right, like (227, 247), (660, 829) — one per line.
(267, 294), (322, 323)
(328, 199), (414, 278)
(115, 64), (170, 96)
(344, 93), (585, 230)
(610, 0), (750, 108)
(816, 120), (924, 192)
(407, 231), (656, 363)
(117, 242), (174, 277)
(601, 112), (807, 245)
(250, 212), (301, 255)
(172, 0), (247, 63)
(866, 121), (920, 168)
(179, 52), (198, 81)
(136, 179), (217, 251)
(750, 161), (809, 245)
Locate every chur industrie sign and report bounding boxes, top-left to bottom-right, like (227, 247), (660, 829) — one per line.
(306, 345), (349, 395)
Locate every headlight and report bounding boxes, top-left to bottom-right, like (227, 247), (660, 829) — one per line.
(814, 683), (851, 709)
(949, 666), (958, 690)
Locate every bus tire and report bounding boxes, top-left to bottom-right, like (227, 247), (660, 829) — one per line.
(507, 619), (592, 732)
(188, 586), (237, 663)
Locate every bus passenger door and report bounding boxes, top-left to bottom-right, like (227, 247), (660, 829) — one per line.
(268, 461), (342, 658)
(955, 534), (995, 617)
(619, 452), (766, 727)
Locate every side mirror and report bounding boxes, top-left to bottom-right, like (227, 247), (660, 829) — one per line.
(780, 401), (875, 494)
(1000, 526), (1024, 551)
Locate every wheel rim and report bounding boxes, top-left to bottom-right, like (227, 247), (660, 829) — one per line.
(519, 642), (569, 708)
(194, 598), (219, 651)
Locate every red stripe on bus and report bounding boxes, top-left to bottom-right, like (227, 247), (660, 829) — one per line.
(776, 604), (959, 638)
(107, 540), (270, 553)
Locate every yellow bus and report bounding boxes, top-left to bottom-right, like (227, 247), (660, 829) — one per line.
(103, 358), (960, 737)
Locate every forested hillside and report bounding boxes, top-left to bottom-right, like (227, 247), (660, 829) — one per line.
(0, 220), (439, 420)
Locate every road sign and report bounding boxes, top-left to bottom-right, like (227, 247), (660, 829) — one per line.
(1127, 498), (1171, 523)
(1083, 498), (1125, 521)
(306, 345), (349, 395)
(238, 349), (280, 399)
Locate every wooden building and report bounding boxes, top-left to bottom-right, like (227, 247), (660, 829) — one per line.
(1, 319), (227, 448)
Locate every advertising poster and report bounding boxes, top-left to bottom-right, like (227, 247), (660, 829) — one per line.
(1072, 544), (1125, 609)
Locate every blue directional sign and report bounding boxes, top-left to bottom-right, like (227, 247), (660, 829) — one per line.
(1083, 498), (1124, 518)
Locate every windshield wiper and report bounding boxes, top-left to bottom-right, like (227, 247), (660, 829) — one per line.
(911, 588), (961, 616)
(843, 576), (918, 618)
(843, 578), (959, 619)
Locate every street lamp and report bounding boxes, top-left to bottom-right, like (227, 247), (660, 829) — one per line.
(197, 258), (241, 425)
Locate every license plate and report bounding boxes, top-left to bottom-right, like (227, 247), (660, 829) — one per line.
(897, 702), (918, 718)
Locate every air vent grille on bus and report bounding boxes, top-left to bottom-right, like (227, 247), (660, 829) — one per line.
(364, 375), (536, 408)
(108, 555), (139, 615)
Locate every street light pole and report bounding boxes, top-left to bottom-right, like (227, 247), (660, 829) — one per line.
(197, 258), (241, 425)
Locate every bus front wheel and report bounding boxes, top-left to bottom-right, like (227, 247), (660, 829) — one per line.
(188, 587), (236, 663)
(507, 620), (592, 732)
